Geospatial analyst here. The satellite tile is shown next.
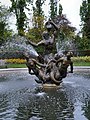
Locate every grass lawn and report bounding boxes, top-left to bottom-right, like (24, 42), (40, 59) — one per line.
(73, 61), (90, 66)
(6, 63), (27, 68)
(0, 62), (90, 69)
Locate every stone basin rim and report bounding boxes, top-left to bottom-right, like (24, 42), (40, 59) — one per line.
(0, 66), (90, 72)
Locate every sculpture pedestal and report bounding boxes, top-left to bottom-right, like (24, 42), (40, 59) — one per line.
(42, 83), (62, 88)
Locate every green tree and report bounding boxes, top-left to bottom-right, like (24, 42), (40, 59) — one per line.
(49, 0), (57, 18)
(49, 0), (63, 19)
(59, 3), (63, 15)
(32, 0), (45, 29)
(80, 0), (90, 38)
(75, 35), (90, 50)
(0, 5), (12, 45)
(10, 0), (32, 36)
(35, 0), (45, 15)
(79, 0), (90, 50)
(26, 0), (45, 52)
(27, 0), (45, 41)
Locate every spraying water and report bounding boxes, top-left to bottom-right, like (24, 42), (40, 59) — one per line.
(0, 35), (39, 58)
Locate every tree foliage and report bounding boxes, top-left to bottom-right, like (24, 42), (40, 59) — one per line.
(0, 5), (12, 45)
(80, 0), (90, 38)
(53, 15), (76, 39)
(49, 0), (63, 18)
(26, 0), (45, 41)
(35, 0), (45, 15)
(75, 35), (90, 50)
(32, 0), (45, 29)
(79, 0), (90, 50)
(10, 0), (32, 36)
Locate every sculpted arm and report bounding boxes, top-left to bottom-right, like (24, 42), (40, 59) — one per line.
(26, 39), (46, 47)
(49, 20), (59, 30)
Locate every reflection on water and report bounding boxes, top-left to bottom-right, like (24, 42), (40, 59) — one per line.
(0, 69), (90, 120)
(16, 87), (74, 120)
(83, 100), (90, 120)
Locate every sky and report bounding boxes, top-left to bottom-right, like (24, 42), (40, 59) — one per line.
(0, 0), (82, 32)
(60, 0), (82, 32)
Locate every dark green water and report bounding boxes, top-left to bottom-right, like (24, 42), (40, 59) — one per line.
(0, 69), (90, 120)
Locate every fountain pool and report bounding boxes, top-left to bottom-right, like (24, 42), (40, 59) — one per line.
(0, 68), (90, 120)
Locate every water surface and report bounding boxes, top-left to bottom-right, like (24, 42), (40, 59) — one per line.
(0, 69), (90, 120)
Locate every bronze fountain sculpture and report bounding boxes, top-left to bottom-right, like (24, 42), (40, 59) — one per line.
(24, 19), (73, 86)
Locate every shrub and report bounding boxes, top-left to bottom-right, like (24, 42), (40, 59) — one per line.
(72, 56), (90, 62)
(2, 56), (90, 64)
(5, 58), (26, 64)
